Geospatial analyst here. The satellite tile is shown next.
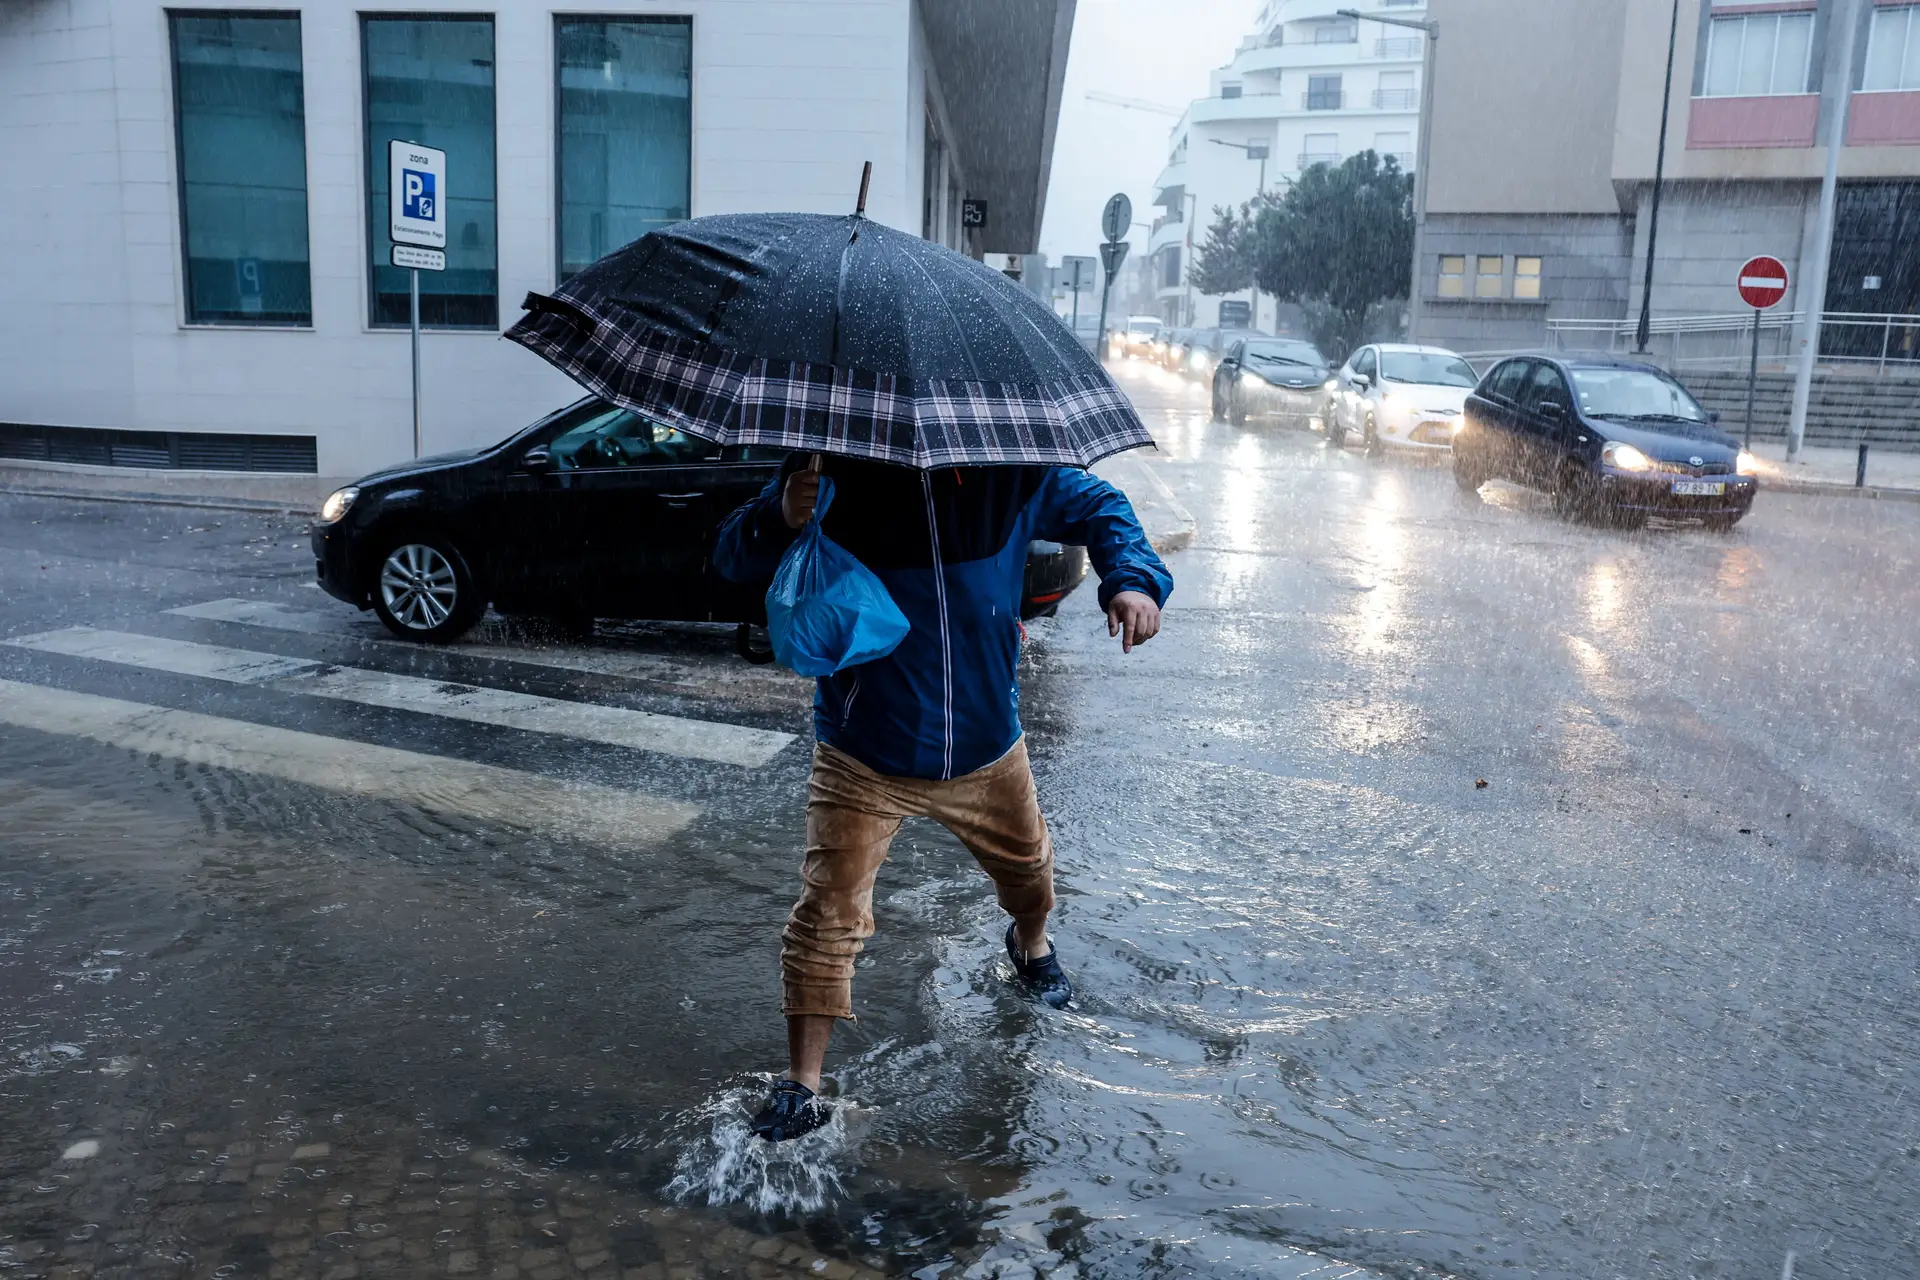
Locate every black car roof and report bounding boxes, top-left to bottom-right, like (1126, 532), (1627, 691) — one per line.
(1496, 351), (1674, 376)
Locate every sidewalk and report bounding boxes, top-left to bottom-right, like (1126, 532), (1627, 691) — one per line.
(1746, 440), (1920, 501)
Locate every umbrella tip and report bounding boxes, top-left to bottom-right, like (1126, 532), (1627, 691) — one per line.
(855, 161), (872, 217)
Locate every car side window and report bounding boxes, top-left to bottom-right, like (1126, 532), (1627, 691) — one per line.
(1353, 347), (1376, 379)
(1227, 341), (1244, 362)
(1484, 358), (1529, 403)
(1515, 362), (1569, 417)
(551, 408), (722, 471)
(720, 445), (790, 463)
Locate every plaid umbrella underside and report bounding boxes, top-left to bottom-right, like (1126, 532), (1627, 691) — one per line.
(507, 298), (1155, 470)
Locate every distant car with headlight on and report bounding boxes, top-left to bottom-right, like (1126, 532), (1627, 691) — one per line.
(1453, 354), (1758, 530)
(1209, 337), (1333, 428)
(1123, 315), (1163, 358)
(1331, 343), (1479, 451)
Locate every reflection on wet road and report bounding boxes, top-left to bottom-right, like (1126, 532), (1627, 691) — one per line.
(2, 361), (1916, 1278)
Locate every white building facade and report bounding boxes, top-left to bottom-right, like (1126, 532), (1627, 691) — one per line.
(1149, 0), (1424, 330)
(0, 0), (1071, 476)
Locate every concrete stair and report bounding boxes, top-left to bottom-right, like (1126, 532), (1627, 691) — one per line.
(1684, 370), (1920, 450)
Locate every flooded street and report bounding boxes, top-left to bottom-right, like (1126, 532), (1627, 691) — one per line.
(3, 363), (1917, 1279)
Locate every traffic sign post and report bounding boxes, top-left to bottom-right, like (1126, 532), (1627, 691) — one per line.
(1736, 255), (1788, 449)
(1096, 193), (1132, 362)
(390, 141), (447, 458)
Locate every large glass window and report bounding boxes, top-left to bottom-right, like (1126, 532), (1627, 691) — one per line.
(1864, 6), (1920, 92)
(169, 13), (311, 326)
(1702, 12), (1814, 97)
(363, 16), (497, 328)
(556, 17), (691, 282)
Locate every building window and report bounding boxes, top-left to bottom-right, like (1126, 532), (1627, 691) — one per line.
(1475, 254), (1504, 297)
(1221, 81), (1243, 99)
(1300, 133), (1340, 168)
(1305, 74), (1343, 110)
(1514, 256), (1542, 299)
(1374, 71), (1417, 111)
(555, 17), (690, 282)
(1373, 131), (1413, 168)
(1437, 254), (1466, 297)
(363, 16), (497, 329)
(1161, 246), (1181, 289)
(1702, 12), (1814, 97)
(1313, 20), (1357, 44)
(168, 13), (311, 326)
(923, 113), (943, 240)
(1864, 6), (1920, 92)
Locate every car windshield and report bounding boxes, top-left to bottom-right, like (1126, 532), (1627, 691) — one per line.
(1243, 342), (1324, 368)
(1380, 351), (1477, 387)
(1129, 320), (1161, 335)
(1570, 368), (1710, 423)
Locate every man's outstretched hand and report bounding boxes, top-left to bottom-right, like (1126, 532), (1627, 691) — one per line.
(1106, 590), (1161, 654)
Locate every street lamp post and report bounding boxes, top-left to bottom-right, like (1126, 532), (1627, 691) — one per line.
(1635, 0), (1682, 353)
(1183, 191), (1198, 325)
(1340, 8), (1436, 341)
(1211, 137), (1270, 329)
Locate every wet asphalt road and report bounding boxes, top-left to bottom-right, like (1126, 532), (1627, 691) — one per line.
(1, 359), (1916, 1280)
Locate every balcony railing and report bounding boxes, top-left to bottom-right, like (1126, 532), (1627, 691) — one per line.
(1303, 90), (1345, 110)
(1372, 88), (1418, 109)
(1375, 37), (1422, 58)
(1298, 151), (1342, 169)
(1150, 212), (1184, 234)
(1381, 150), (1415, 168)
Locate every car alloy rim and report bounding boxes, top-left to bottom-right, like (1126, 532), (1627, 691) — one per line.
(379, 543), (458, 630)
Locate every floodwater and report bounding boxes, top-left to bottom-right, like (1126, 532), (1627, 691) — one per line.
(2, 364), (1917, 1278)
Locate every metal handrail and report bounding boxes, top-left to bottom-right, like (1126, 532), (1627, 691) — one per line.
(1303, 91), (1345, 109)
(1298, 151), (1342, 168)
(1372, 88), (1418, 109)
(1544, 310), (1920, 374)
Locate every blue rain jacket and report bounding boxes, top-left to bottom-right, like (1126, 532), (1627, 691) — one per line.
(715, 457), (1173, 781)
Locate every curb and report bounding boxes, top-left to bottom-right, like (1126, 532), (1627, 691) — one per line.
(1760, 478), (1920, 503)
(0, 485), (312, 517)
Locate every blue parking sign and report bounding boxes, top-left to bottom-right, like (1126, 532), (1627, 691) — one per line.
(402, 168), (435, 221)
(389, 139), (447, 248)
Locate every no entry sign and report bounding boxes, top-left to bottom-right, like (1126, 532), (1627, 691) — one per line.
(1737, 255), (1789, 309)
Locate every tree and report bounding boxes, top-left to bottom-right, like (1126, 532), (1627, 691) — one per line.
(1247, 151), (1413, 354)
(1188, 201), (1257, 298)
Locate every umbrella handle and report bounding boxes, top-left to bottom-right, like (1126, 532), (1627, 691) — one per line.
(808, 453), (823, 474)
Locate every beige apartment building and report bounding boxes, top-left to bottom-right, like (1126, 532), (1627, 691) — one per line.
(1419, 0), (1920, 358)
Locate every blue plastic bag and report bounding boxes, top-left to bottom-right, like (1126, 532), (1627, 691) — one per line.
(766, 476), (910, 677)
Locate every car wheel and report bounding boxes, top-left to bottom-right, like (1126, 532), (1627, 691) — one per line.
(1702, 514), (1743, 533)
(1364, 413), (1383, 456)
(371, 534), (485, 643)
(1454, 448), (1489, 492)
(1210, 387), (1226, 423)
(1229, 388), (1248, 427)
(1327, 421), (1348, 448)
(1551, 468), (1597, 523)
(736, 622), (776, 664)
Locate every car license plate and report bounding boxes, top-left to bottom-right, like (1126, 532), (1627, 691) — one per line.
(1672, 480), (1725, 497)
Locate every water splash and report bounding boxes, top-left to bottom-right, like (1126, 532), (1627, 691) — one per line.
(662, 1079), (852, 1215)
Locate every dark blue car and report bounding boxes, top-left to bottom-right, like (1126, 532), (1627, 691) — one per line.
(1453, 354), (1758, 530)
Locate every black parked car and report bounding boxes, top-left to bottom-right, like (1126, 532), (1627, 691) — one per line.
(1452, 355), (1758, 529)
(312, 398), (1090, 643)
(1210, 337), (1332, 428)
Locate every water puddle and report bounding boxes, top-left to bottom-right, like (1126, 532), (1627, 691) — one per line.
(660, 1077), (853, 1215)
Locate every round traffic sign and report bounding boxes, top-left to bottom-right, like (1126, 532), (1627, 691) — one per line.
(1102, 193), (1132, 245)
(1737, 255), (1789, 309)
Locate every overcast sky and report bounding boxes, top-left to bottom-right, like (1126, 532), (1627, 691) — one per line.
(1037, 0), (1261, 263)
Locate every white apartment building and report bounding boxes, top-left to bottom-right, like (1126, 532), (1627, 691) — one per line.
(1149, 0), (1424, 330)
(0, 0), (1072, 476)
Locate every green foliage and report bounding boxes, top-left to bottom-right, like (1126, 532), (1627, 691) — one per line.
(1246, 151), (1413, 353)
(1189, 199), (1263, 298)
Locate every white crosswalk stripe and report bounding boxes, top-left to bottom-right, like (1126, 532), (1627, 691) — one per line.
(168, 597), (786, 690)
(5, 628), (795, 767)
(0, 679), (699, 851)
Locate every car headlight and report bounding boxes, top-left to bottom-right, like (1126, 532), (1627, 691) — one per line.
(318, 486), (359, 523)
(1323, 378), (1338, 391)
(1602, 441), (1652, 472)
(1737, 450), (1759, 476)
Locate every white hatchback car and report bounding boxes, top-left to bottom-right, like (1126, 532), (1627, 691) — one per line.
(1330, 343), (1480, 451)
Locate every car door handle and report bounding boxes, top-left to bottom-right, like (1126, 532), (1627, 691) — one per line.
(659, 491), (705, 507)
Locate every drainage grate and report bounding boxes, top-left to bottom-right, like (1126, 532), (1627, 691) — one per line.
(0, 423), (317, 474)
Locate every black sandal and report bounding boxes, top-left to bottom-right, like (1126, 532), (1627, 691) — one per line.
(750, 1078), (831, 1142)
(1005, 922), (1073, 1008)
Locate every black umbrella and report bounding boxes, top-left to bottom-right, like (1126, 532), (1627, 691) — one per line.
(504, 206), (1153, 470)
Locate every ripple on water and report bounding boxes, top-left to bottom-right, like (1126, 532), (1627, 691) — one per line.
(661, 1078), (851, 1215)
